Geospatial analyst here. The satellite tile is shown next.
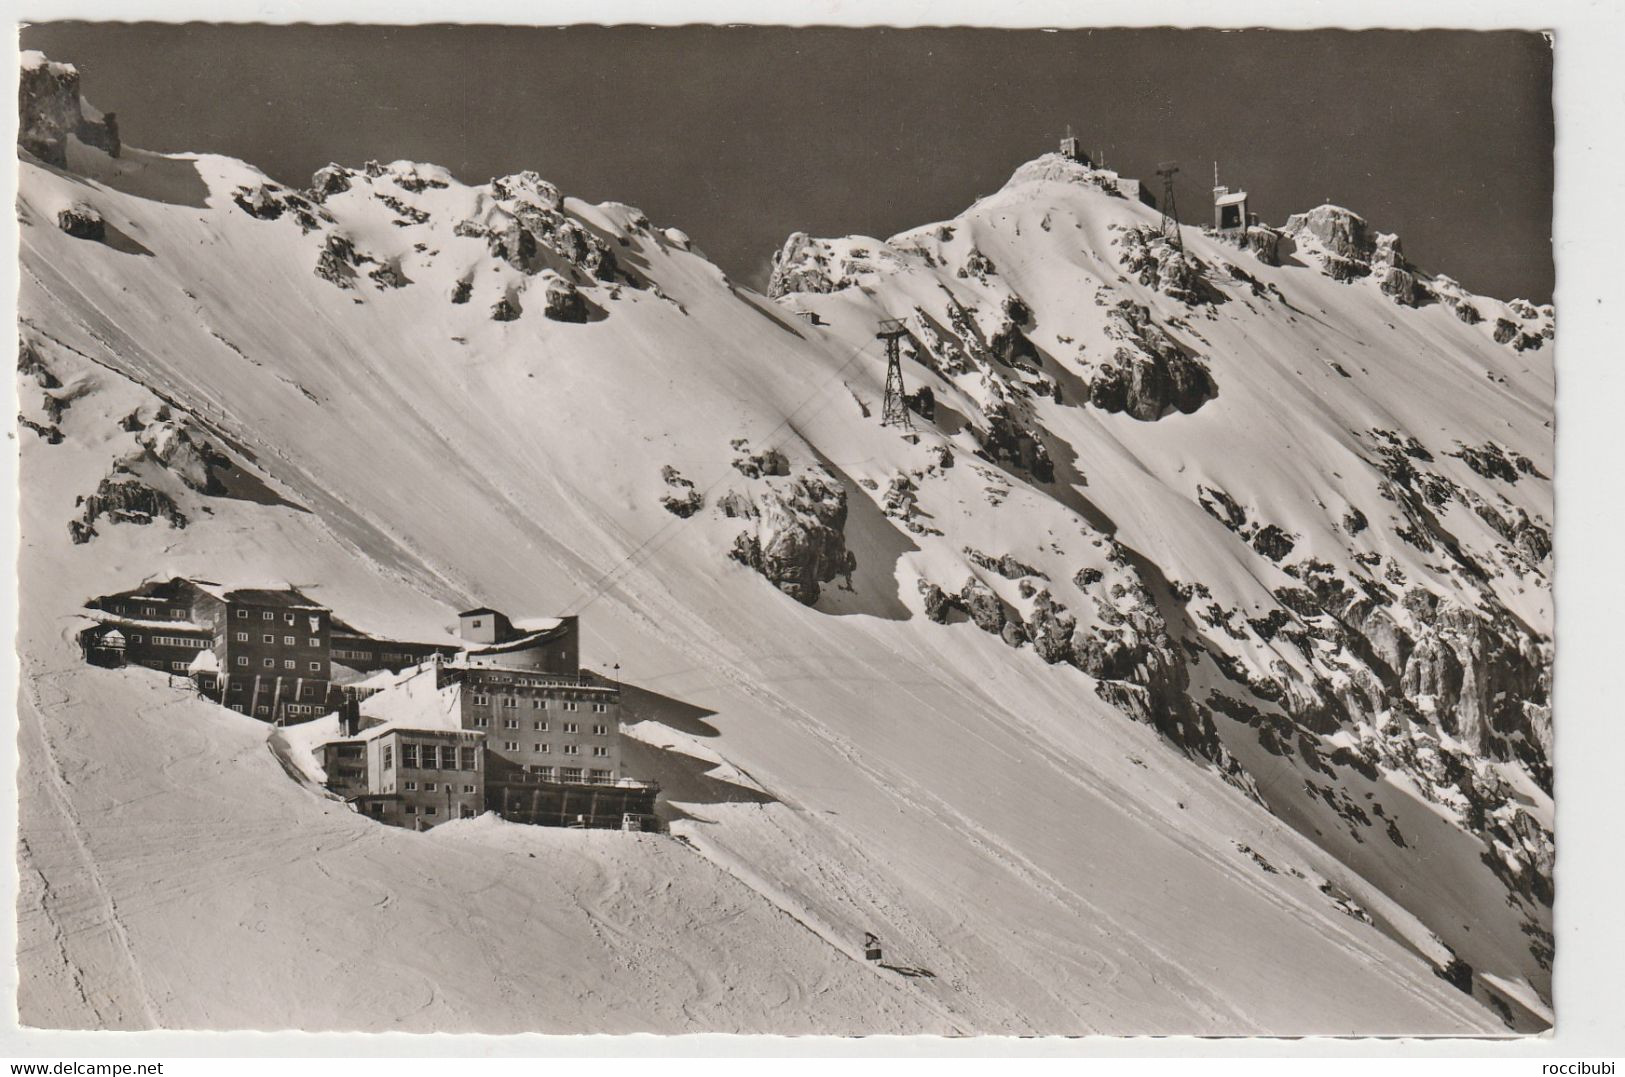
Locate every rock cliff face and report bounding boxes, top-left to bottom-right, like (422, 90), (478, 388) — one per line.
(767, 232), (839, 298)
(131, 415), (231, 494)
(1087, 301), (1214, 420)
(18, 52), (120, 168)
(457, 169), (630, 290)
(720, 458), (857, 605)
(1114, 225), (1206, 303)
(71, 476), (187, 544)
(1282, 204), (1419, 297)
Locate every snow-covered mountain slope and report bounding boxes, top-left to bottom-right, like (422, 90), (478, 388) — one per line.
(15, 57), (1551, 1033)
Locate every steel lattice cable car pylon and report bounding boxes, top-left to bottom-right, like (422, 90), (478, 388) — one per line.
(876, 318), (913, 430)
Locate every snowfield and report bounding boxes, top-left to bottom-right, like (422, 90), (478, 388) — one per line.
(15, 69), (1552, 1034)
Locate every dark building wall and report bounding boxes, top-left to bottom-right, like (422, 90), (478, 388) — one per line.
(323, 741), (368, 796)
(86, 584), (211, 673)
(486, 776), (657, 829)
(218, 598), (332, 721)
(117, 626), (211, 673)
(329, 634), (460, 674)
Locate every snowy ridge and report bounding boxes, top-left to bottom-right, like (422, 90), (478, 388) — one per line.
(15, 63), (1550, 1033)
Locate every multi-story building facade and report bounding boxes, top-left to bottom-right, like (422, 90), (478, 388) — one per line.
(328, 615), (460, 674)
(85, 583), (659, 830)
(83, 577), (461, 725)
(195, 583), (335, 722)
(84, 577), (338, 723)
(436, 651), (656, 829)
(317, 607), (657, 831)
(445, 665), (622, 784)
(321, 722), (485, 830)
(84, 578), (215, 675)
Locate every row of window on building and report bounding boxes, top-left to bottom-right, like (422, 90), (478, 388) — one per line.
(139, 659), (195, 672)
(109, 602), (190, 620)
(474, 672), (594, 688)
(218, 676), (325, 696)
(471, 718), (609, 734)
(366, 802), (477, 819)
(228, 702), (325, 717)
(495, 740), (610, 757)
(331, 647), (418, 663)
(232, 657), (325, 671)
(401, 780), (478, 794)
(519, 766), (612, 783)
(233, 631), (322, 648)
(469, 694), (608, 713)
(234, 609), (318, 624)
(131, 633), (210, 649)
(384, 743), (480, 771)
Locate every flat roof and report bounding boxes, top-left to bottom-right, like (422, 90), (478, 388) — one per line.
(187, 579), (328, 610)
(226, 587), (328, 610)
(459, 607), (503, 618)
(85, 610), (207, 632)
(463, 623), (570, 656)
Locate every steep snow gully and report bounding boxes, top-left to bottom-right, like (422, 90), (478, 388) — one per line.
(15, 53), (1551, 1033)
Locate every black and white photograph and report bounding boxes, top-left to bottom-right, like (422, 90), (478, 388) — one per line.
(4, 5), (1622, 1063)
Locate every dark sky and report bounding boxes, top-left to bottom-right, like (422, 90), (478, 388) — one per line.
(20, 23), (1554, 302)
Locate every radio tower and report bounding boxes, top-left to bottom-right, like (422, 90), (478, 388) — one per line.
(1156, 161), (1183, 251)
(876, 318), (912, 430)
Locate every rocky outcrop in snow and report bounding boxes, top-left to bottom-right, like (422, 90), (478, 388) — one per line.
(1088, 301), (1214, 420)
(132, 415), (231, 494)
(232, 183), (330, 233)
(541, 273), (589, 323)
(18, 52), (120, 167)
(973, 405), (1054, 482)
(1246, 225), (1283, 266)
(308, 163), (353, 201)
(1283, 205), (1429, 308)
(918, 553), (1250, 780)
(71, 476), (187, 544)
(55, 202), (105, 241)
(721, 463), (857, 605)
(768, 232), (858, 298)
(659, 465), (704, 517)
(1115, 225), (1206, 304)
(459, 171), (630, 290)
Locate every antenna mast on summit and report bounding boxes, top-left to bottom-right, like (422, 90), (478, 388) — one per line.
(876, 319), (913, 430)
(1156, 161), (1183, 252)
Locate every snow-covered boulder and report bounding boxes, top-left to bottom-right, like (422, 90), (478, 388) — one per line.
(309, 163), (353, 201)
(541, 273), (589, 323)
(56, 202), (105, 241)
(722, 466), (856, 605)
(1246, 224), (1283, 265)
(133, 418), (227, 494)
